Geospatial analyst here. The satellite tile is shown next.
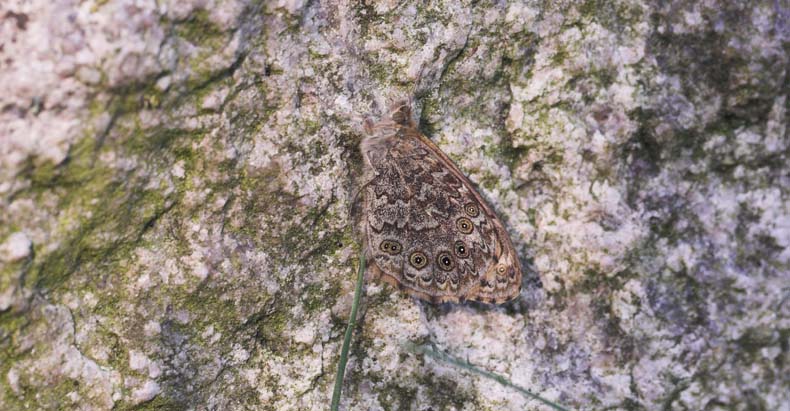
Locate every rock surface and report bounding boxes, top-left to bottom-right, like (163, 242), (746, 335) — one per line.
(1, 1), (788, 410)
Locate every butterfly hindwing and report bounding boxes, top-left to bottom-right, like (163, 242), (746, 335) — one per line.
(358, 104), (522, 304)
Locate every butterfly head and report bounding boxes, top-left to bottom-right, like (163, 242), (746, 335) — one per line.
(387, 100), (414, 127)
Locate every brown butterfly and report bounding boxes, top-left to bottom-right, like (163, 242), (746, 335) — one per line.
(355, 101), (522, 304)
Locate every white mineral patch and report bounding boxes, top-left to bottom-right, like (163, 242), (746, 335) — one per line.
(129, 350), (150, 371)
(0, 232), (31, 262)
(144, 321), (161, 337)
(292, 322), (317, 345)
(131, 379), (161, 403)
(6, 368), (20, 394)
(202, 87), (229, 111)
(231, 345), (250, 362)
(193, 261), (209, 280)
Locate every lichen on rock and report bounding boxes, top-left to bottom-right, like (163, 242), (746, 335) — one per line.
(1, 0), (787, 410)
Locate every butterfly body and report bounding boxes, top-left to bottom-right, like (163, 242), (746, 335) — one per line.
(357, 103), (522, 304)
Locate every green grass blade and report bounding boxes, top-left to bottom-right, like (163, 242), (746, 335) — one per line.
(330, 252), (366, 411)
(404, 342), (572, 411)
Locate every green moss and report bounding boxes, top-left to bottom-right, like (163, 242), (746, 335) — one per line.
(551, 45), (569, 65)
(591, 67), (616, 88)
(11, 374), (79, 409)
(0, 256), (27, 300)
(418, 96), (442, 133)
(418, 373), (476, 410)
(578, 0), (644, 31)
(422, 1), (457, 25)
(121, 394), (182, 411)
(734, 326), (778, 356)
(0, 6), (327, 408)
(302, 276), (342, 314)
(173, 10), (225, 46)
(178, 292), (241, 338)
(576, 268), (607, 294)
(302, 119), (322, 137)
(475, 172), (499, 192)
(377, 381), (418, 411)
(526, 207), (537, 225)
(28, 158), (58, 186)
(31, 182), (169, 291)
(104, 77), (169, 116)
(164, 10), (245, 112)
(352, 2), (383, 38)
(123, 126), (203, 157)
(259, 305), (289, 353)
(7, 73), (206, 296)
(366, 59), (401, 87)
(0, 311), (31, 362)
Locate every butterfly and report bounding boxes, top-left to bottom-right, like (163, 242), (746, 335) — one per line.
(354, 101), (523, 304)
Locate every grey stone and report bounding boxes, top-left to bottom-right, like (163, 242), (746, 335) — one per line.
(0, 1), (787, 410)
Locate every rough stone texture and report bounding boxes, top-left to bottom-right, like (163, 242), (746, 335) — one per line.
(0, 1), (787, 410)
